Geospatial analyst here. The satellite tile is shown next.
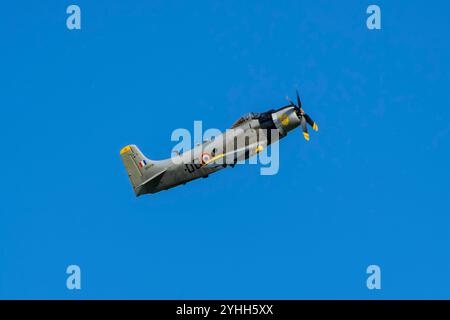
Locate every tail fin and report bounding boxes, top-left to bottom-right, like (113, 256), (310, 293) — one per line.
(120, 144), (154, 195)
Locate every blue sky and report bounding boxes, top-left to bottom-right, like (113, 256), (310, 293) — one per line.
(1, 0), (449, 299)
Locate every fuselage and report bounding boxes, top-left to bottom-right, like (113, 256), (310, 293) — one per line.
(144, 105), (301, 194)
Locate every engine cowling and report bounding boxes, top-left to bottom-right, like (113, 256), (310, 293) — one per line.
(271, 106), (301, 135)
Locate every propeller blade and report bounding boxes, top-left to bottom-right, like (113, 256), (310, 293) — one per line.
(296, 90), (302, 109)
(286, 96), (295, 106)
(304, 114), (319, 132)
(301, 116), (309, 141)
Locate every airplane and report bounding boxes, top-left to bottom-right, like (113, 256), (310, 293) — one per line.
(120, 91), (318, 196)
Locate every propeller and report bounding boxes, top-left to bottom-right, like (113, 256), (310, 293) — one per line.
(286, 90), (318, 140)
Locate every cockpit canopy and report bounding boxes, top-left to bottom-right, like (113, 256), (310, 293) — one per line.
(231, 110), (281, 128)
(230, 112), (262, 128)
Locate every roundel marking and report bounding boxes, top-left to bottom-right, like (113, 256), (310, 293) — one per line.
(201, 152), (212, 164)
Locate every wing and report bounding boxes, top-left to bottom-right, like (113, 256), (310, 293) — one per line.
(202, 143), (265, 168)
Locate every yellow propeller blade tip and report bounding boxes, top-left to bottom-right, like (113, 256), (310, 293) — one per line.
(303, 132), (310, 141)
(313, 123), (319, 131)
